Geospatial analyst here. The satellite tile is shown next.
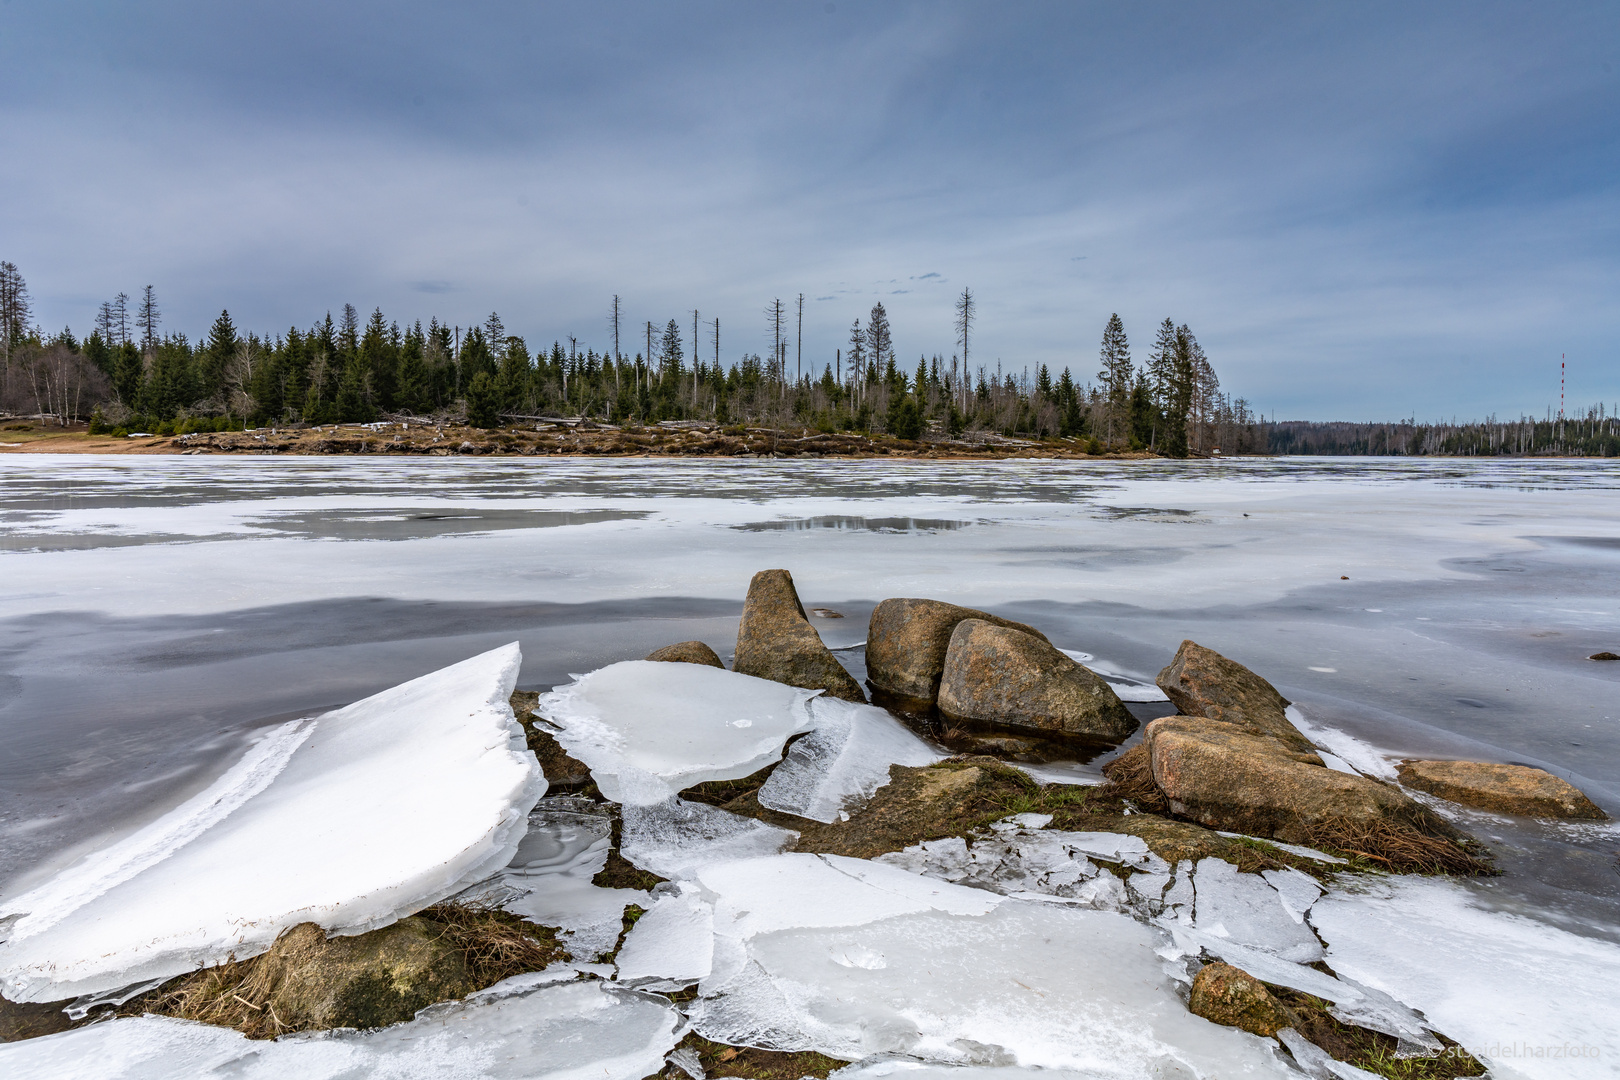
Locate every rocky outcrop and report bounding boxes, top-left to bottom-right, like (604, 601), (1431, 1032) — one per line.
(865, 598), (1049, 708)
(136, 908), (566, 1037)
(645, 641), (725, 668)
(1397, 760), (1606, 820)
(1156, 640), (1315, 753)
(937, 620), (1135, 745)
(732, 569), (865, 702)
(1188, 962), (1296, 1037)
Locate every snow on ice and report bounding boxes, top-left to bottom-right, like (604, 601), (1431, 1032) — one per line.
(0, 643), (542, 1004)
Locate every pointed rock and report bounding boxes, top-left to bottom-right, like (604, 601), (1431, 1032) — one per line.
(937, 620), (1135, 745)
(866, 597), (1049, 708)
(1156, 640), (1314, 753)
(732, 569), (865, 702)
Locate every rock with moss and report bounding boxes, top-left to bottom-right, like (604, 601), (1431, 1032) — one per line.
(1144, 716), (1483, 873)
(1188, 962), (1297, 1037)
(937, 620), (1135, 746)
(732, 569), (865, 702)
(132, 907), (566, 1038)
(1156, 640), (1315, 753)
(865, 598), (1049, 708)
(645, 640), (725, 668)
(1397, 759), (1606, 820)
(512, 691), (592, 787)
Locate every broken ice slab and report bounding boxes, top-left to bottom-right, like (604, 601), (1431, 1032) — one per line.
(0, 979), (685, 1080)
(875, 827), (1170, 907)
(1192, 857), (1324, 963)
(0, 643), (542, 1005)
(691, 897), (1295, 1076)
(537, 660), (818, 804)
(614, 883), (715, 989)
(1262, 866), (1323, 923)
(622, 797), (799, 880)
(1312, 876), (1620, 1079)
(1214, 831), (1348, 865)
(757, 695), (942, 823)
(463, 797), (648, 962)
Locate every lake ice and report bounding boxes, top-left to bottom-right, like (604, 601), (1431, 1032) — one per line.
(0, 454), (1617, 1078)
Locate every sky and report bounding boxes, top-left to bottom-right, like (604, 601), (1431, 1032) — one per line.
(2, 1), (1615, 420)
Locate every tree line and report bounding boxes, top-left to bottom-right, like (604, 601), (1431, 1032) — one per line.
(0, 262), (1262, 454)
(1268, 409), (1620, 457)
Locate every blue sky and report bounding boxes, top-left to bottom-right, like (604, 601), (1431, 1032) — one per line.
(3, 1), (1615, 419)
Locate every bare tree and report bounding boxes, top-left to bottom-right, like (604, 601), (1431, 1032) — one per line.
(608, 295), (622, 393)
(222, 338), (262, 418)
(0, 262), (31, 369)
(766, 299), (785, 397)
(953, 287), (975, 412)
(795, 293), (804, 385)
(114, 292), (130, 346)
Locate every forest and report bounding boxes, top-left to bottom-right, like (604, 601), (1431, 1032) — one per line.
(0, 264), (1263, 456)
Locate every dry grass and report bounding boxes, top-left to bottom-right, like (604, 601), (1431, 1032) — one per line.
(417, 902), (569, 984)
(1303, 818), (1493, 876)
(1099, 744), (1171, 814)
(1269, 987), (1485, 1078)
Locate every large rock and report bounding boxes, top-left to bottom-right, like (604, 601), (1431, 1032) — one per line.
(1156, 640), (1315, 753)
(866, 598), (1049, 708)
(732, 569), (865, 702)
(645, 640), (725, 668)
(1144, 716), (1468, 860)
(1397, 760), (1606, 820)
(937, 620), (1136, 745)
(1188, 961), (1296, 1037)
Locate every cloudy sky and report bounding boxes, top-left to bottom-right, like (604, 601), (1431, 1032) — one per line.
(3, 1), (1615, 419)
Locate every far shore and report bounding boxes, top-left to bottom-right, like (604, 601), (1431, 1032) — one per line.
(0, 418), (1168, 460)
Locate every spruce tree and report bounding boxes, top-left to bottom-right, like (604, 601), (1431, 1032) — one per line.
(1096, 313), (1132, 445)
(201, 310), (238, 400)
(866, 303), (892, 375)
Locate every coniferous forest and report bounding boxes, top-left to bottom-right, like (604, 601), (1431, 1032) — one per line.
(2, 260), (1613, 456)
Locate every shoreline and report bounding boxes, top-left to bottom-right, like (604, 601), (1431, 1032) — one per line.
(0, 418), (1162, 460)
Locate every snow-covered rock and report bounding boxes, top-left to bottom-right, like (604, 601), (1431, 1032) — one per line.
(0, 643), (542, 1004)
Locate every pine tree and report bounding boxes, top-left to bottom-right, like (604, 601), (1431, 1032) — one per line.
(137, 286), (160, 353)
(1096, 313), (1132, 445)
(866, 303), (892, 376)
(1147, 318), (1176, 410)
(660, 318), (684, 377)
(200, 310), (239, 400)
(0, 261), (31, 366)
(847, 319), (865, 401)
(484, 313), (507, 361)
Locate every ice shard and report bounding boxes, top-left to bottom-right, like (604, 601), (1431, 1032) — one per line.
(757, 696), (942, 823)
(536, 660), (818, 805)
(0, 643), (542, 1004)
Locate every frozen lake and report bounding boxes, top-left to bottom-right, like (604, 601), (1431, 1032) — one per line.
(1, 453), (1617, 939)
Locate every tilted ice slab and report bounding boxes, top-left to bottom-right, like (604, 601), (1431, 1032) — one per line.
(537, 660), (818, 805)
(757, 696), (942, 823)
(1310, 877), (1620, 1080)
(0, 978), (684, 1080)
(688, 854), (1294, 1077)
(0, 643), (542, 1004)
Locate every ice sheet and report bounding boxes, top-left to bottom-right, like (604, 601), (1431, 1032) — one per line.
(537, 661), (817, 805)
(1191, 858), (1324, 962)
(0, 979), (685, 1080)
(614, 883), (716, 988)
(1286, 706), (1396, 781)
(621, 797), (800, 881)
(1310, 877), (1620, 1080)
(757, 696), (942, 823)
(0, 644), (542, 1003)
(692, 898), (1295, 1076)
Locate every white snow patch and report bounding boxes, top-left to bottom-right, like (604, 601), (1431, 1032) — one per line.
(538, 661), (817, 805)
(757, 696), (942, 823)
(1311, 877), (1620, 1080)
(0, 979), (684, 1080)
(0, 644), (542, 1003)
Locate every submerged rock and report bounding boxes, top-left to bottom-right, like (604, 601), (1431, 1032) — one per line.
(1156, 640), (1315, 753)
(1188, 961), (1296, 1037)
(937, 620), (1135, 745)
(1397, 759), (1606, 820)
(732, 569), (865, 702)
(645, 641), (725, 668)
(865, 598), (1049, 708)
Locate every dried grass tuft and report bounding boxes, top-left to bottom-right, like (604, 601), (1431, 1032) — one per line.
(1100, 744), (1171, 814)
(1303, 817), (1492, 876)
